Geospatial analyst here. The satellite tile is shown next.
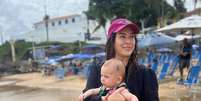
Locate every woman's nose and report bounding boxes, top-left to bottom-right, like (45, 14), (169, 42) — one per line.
(124, 37), (133, 43)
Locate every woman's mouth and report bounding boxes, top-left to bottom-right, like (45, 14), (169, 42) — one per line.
(123, 47), (133, 51)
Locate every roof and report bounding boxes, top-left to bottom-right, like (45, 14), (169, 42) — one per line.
(184, 8), (201, 17)
(34, 14), (80, 26)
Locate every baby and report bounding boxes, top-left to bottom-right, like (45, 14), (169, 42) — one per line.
(79, 58), (138, 101)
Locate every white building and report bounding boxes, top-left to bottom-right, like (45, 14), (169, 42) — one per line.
(24, 14), (107, 44)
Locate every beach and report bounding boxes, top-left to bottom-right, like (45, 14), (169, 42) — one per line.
(0, 72), (201, 101)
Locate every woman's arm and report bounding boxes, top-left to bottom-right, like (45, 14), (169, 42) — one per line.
(83, 63), (102, 101)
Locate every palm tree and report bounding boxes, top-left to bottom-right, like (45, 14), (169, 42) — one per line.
(43, 14), (49, 42)
(87, 1), (109, 37)
(194, 0), (198, 9)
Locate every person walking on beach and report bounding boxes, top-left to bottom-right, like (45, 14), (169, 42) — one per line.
(82, 18), (159, 101)
(178, 38), (192, 83)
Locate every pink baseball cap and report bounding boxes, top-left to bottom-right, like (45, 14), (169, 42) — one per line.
(107, 18), (140, 38)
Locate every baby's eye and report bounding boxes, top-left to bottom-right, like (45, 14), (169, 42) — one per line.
(101, 75), (108, 78)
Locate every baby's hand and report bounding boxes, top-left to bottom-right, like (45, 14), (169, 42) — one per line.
(78, 93), (85, 101)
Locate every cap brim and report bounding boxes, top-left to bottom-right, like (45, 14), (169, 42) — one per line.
(114, 24), (139, 34)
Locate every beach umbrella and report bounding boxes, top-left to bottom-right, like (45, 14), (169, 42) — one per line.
(60, 54), (75, 59)
(42, 59), (58, 65)
(82, 45), (99, 49)
(74, 53), (94, 59)
(81, 45), (105, 54)
(157, 48), (173, 53)
(138, 32), (176, 48)
(94, 52), (105, 57)
(56, 54), (76, 62)
(192, 44), (199, 49)
(156, 15), (201, 34)
(174, 34), (201, 41)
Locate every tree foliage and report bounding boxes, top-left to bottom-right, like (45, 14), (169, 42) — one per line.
(173, 0), (186, 18)
(87, 0), (186, 29)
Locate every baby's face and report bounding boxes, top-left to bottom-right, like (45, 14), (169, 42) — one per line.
(101, 65), (122, 88)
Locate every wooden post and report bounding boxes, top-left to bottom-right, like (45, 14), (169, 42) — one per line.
(9, 39), (16, 63)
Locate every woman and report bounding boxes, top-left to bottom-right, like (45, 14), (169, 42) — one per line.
(83, 18), (159, 101)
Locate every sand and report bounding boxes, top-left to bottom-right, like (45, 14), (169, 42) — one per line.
(1, 72), (201, 101)
(0, 73), (86, 90)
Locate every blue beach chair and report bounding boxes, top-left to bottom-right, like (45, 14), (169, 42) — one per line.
(158, 62), (170, 80)
(151, 62), (158, 73)
(183, 65), (201, 87)
(168, 56), (179, 76)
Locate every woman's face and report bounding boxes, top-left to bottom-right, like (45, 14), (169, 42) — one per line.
(114, 27), (136, 58)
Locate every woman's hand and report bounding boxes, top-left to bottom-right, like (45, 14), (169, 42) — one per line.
(107, 87), (127, 101)
(120, 89), (139, 101)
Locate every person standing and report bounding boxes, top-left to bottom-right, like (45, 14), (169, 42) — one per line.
(82, 18), (159, 101)
(178, 38), (192, 83)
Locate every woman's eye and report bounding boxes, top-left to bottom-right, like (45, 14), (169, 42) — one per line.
(120, 35), (126, 39)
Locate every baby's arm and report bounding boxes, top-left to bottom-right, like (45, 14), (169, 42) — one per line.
(79, 88), (100, 101)
(120, 89), (138, 101)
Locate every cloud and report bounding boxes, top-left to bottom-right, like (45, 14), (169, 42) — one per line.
(0, 0), (89, 38)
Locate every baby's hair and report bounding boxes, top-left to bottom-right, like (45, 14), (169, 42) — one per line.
(102, 58), (125, 78)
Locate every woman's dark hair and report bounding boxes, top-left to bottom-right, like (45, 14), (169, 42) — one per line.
(105, 32), (139, 78)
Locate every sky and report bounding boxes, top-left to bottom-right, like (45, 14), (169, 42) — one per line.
(0, 0), (200, 44)
(0, 0), (89, 42)
(166, 0), (201, 11)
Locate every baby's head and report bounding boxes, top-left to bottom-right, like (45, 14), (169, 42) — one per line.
(100, 58), (125, 88)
